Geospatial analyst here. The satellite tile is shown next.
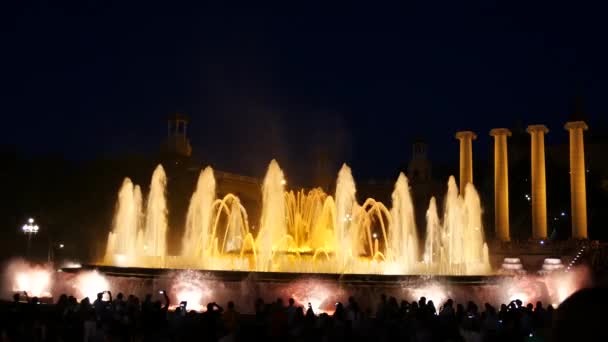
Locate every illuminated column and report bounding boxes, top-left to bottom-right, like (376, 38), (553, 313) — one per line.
(490, 128), (511, 242)
(455, 131), (477, 194)
(565, 121), (588, 239)
(527, 125), (549, 239)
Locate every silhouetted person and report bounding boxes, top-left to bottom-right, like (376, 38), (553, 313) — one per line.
(456, 303), (465, 324)
(269, 299), (287, 341)
(81, 297), (97, 342)
(286, 297), (296, 328)
(142, 291), (169, 342)
(223, 301), (239, 338)
(427, 300), (436, 316)
(202, 302), (223, 342)
(551, 287), (608, 342)
(5, 293), (24, 342)
(419, 296), (427, 309)
(347, 296), (360, 322)
(288, 305), (305, 338)
(376, 294), (388, 320)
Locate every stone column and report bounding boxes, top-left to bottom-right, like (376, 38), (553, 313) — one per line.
(455, 131), (477, 194)
(490, 128), (511, 242)
(527, 125), (549, 239)
(565, 121), (588, 239)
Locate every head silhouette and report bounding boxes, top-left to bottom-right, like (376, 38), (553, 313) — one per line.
(552, 287), (608, 342)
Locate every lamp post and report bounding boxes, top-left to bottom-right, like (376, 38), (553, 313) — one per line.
(22, 218), (40, 257)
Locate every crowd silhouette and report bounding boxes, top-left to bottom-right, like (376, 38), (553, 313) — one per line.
(0, 287), (605, 342)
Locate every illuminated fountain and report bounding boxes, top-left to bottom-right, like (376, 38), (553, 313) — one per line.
(105, 165), (167, 267)
(104, 159), (490, 275)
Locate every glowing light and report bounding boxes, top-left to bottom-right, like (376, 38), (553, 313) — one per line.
(544, 265), (592, 304)
(342, 213), (353, 223)
(73, 270), (110, 300)
(508, 292), (529, 303)
(500, 276), (547, 305)
(561, 212), (566, 217)
(409, 283), (448, 306)
(280, 179), (286, 185)
(22, 218), (40, 234)
(171, 270), (213, 312)
(540, 240), (545, 245)
(59, 244), (64, 249)
(285, 280), (342, 314)
(10, 261), (52, 297)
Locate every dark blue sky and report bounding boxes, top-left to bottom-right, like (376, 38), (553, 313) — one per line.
(2, 1), (607, 179)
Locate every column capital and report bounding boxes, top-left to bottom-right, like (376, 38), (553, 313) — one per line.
(455, 131), (477, 140)
(526, 125), (549, 134)
(564, 121), (588, 131)
(489, 128), (512, 137)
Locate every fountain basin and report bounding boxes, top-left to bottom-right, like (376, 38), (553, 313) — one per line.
(54, 264), (514, 314)
(64, 264), (506, 284)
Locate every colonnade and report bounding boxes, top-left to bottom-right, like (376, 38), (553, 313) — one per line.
(455, 121), (588, 241)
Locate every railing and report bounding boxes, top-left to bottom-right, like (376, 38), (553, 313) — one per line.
(214, 170), (261, 185)
(489, 239), (589, 256)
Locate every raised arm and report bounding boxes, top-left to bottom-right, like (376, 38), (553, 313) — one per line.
(162, 291), (170, 310)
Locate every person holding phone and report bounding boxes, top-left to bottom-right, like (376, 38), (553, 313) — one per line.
(202, 302), (224, 340)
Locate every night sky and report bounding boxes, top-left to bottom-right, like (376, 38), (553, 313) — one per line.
(2, 1), (607, 180)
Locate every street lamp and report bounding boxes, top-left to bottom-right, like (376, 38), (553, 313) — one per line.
(22, 218), (40, 257)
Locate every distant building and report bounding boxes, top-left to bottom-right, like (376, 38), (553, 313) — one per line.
(358, 139), (444, 241)
(159, 114), (262, 243)
(408, 141), (432, 182)
(161, 113), (192, 158)
(407, 140), (444, 236)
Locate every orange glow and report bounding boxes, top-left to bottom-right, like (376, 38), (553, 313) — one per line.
(285, 280), (342, 314)
(500, 276), (544, 305)
(409, 282), (448, 305)
(73, 270), (110, 300)
(11, 264), (52, 298)
(170, 271), (213, 312)
(545, 265), (591, 305)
